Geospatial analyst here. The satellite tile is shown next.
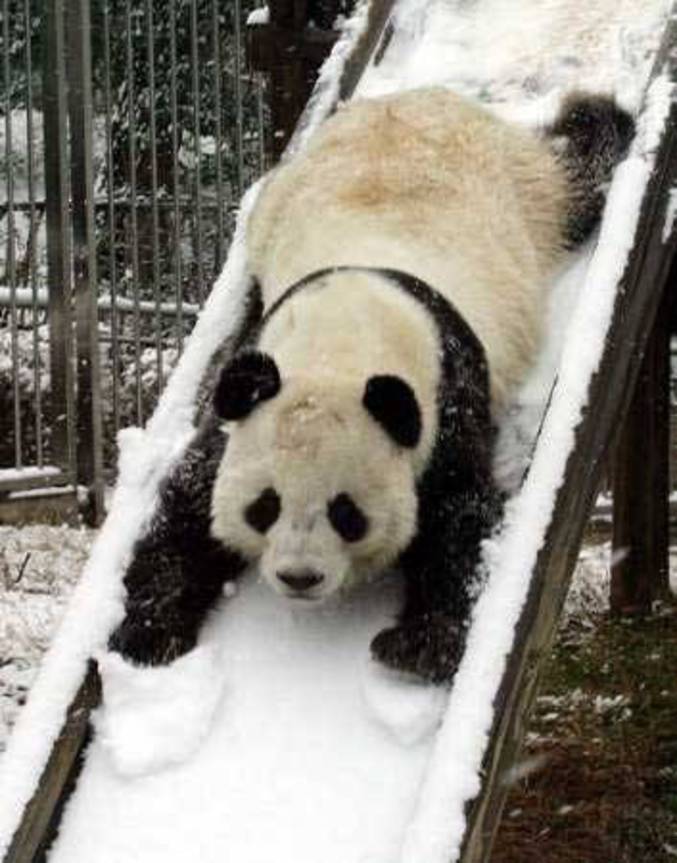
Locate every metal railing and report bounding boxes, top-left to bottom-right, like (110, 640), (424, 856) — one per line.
(0, 0), (269, 519)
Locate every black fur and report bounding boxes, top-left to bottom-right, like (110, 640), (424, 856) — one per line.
(365, 270), (502, 684)
(245, 487), (281, 534)
(548, 93), (635, 247)
(363, 374), (422, 448)
(108, 416), (247, 665)
(213, 350), (281, 420)
(110, 277), (265, 665)
(327, 493), (369, 543)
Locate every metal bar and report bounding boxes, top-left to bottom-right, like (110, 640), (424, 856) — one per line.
(144, 0), (163, 399)
(233, 0), (245, 194)
(102, 0), (121, 436)
(211, 0), (225, 272)
(4, 0), (21, 468)
(2, 664), (101, 863)
(2, 196), (229, 212)
(189, 0), (205, 303)
(66, 0), (105, 525)
(0, 465), (68, 495)
(24, 0), (43, 468)
(125, 0), (143, 424)
(169, 0), (183, 351)
(42, 0), (75, 478)
(257, 75), (267, 176)
(0, 286), (200, 316)
(98, 332), (172, 347)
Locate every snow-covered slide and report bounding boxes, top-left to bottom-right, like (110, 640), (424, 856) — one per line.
(1, 2), (675, 862)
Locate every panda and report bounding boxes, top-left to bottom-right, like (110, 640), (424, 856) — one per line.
(110, 88), (633, 683)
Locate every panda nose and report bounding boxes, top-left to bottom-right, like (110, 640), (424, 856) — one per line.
(277, 570), (324, 592)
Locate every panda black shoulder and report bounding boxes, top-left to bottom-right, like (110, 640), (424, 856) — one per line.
(376, 268), (494, 464)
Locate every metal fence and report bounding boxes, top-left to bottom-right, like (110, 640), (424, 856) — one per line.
(0, 0), (268, 519)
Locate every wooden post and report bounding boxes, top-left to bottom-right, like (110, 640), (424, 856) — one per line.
(3, 665), (101, 863)
(42, 0), (76, 480)
(611, 271), (673, 614)
(66, 0), (105, 526)
(246, 0), (340, 159)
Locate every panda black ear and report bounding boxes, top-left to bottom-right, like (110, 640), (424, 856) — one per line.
(363, 375), (422, 448)
(214, 350), (281, 420)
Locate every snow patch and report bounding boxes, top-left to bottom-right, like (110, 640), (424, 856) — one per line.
(47, 577), (440, 863)
(246, 5), (270, 25)
(95, 647), (226, 778)
(361, 661), (447, 746)
(663, 185), (677, 242)
(359, 0), (670, 116)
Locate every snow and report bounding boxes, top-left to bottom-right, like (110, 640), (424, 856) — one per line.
(0, 1), (674, 861)
(663, 185), (677, 242)
(358, 0), (669, 114)
(0, 182), (261, 857)
(95, 646), (227, 778)
(493, 245), (595, 492)
(47, 576), (445, 863)
(0, 525), (93, 754)
(247, 5), (270, 26)
(0, 466), (60, 483)
(0, 286), (200, 317)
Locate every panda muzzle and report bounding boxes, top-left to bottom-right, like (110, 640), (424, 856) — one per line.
(276, 570), (325, 593)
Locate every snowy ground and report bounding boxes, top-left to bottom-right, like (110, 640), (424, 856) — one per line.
(0, 525), (94, 752)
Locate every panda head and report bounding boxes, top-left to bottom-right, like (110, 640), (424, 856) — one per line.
(210, 350), (422, 603)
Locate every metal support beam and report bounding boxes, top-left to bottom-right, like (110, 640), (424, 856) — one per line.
(42, 0), (75, 481)
(66, 0), (105, 525)
(611, 267), (673, 613)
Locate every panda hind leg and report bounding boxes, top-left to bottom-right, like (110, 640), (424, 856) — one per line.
(549, 93), (635, 248)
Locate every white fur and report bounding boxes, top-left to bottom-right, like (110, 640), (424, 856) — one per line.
(212, 88), (569, 600)
(212, 374), (420, 600)
(248, 87), (569, 409)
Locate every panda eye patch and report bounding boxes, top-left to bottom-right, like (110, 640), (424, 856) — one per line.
(327, 493), (368, 543)
(244, 488), (281, 533)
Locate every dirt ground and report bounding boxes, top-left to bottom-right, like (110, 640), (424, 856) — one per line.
(494, 582), (677, 862)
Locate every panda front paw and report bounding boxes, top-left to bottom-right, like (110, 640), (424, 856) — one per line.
(108, 619), (197, 667)
(370, 615), (465, 685)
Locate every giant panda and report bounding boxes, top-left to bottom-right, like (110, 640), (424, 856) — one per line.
(110, 88), (633, 683)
